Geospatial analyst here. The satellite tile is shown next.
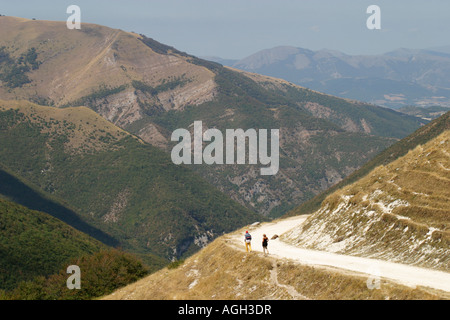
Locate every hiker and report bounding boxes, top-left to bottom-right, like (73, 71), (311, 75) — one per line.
(244, 231), (252, 252)
(262, 234), (269, 256)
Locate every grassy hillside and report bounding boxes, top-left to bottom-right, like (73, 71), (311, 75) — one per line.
(284, 130), (450, 270)
(148, 67), (397, 216)
(0, 198), (104, 290)
(0, 16), (426, 217)
(0, 100), (260, 264)
(102, 234), (444, 300)
(286, 111), (450, 217)
(231, 68), (427, 138)
(0, 16), (216, 109)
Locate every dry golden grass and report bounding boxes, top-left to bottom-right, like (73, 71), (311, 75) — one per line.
(345, 130), (450, 228)
(288, 130), (450, 270)
(0, 16), (216, 108)
(102, 234), (448, 300)
(276, 262), (446, 300)
(103, 237), (280, 300)
(0, 99), (131, 153)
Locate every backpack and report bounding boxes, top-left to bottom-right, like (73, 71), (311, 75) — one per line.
(245, 233), (252, 241)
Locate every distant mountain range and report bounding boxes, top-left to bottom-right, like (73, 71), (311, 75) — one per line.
(206, 46), (450, 109)
(1, 15), (448, 300)
(0, 16), (432, 296)
(398, 105), (450, 120)
(0, 16), (425, 219)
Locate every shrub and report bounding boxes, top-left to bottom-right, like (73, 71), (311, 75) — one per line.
(3, 249), (149, 300)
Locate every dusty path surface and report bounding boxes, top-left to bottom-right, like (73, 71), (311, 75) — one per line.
(231, 215), (450, 293)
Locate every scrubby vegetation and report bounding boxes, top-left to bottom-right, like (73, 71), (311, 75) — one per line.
(0, 102), (260, 267)
(132, 76), (192, 96)
(0, 47), (40, 88)
(1, 249), (149, 300)
(62, 84), (128, 108)
(0, 165), (119, 247)
(138, 34), (191, 58)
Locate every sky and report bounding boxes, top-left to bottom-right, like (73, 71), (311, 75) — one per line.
(1, 0), (449, 59)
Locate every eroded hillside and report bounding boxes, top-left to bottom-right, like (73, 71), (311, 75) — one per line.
(0, 16), (427, 216)
(0, 100), (260, 264)
(284, 130), (450, 270)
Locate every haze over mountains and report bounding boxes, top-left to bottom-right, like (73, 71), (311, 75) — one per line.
(0, 15), (448, 300)
(209, 46), (450, 109)
(0, 16), (426, 218)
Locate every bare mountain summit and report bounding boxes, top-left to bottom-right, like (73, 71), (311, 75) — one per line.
(0, 16), (426, 216)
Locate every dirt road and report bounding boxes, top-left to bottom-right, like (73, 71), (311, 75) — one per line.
(232, 215), (450, 293)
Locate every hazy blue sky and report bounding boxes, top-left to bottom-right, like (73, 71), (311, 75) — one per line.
(1, 0), (449, 59)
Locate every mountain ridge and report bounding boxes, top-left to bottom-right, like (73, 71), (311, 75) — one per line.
(286, 111), (449, 218)
(0, 16), (426, 217)
(0, 99), (260, 264)
(284, 130), (450, 270)
(103, 113), (450, 300)
(211, 45), (450, 108)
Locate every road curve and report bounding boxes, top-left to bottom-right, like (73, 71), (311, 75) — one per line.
(232, 215), (450, 293)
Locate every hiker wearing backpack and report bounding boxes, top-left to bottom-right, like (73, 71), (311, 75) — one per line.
(244, 231), (252, 252)
(262, 234), (269, 256)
